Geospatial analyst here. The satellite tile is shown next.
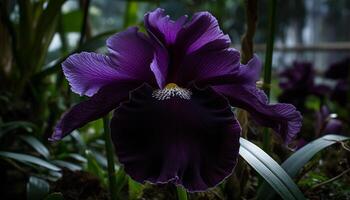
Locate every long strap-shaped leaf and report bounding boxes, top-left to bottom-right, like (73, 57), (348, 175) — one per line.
(0, 151), (60, 171)
(239, 138), (305, 200)
(257, 134), (349, 200)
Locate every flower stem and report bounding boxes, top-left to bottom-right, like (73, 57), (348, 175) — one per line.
(103, 115), (118, 200)
(262, 0), (277, 153)
(176, 186), (188, 200)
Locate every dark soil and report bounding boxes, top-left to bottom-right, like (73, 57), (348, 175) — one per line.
(51, 169), (108, 200)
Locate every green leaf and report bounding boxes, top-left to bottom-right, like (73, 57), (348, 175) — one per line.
(27, 176), (50, 200)
(0, 121), (36, 138)
(85, 150), (106, 186)
(257, 134), (349, 200)
(51, 160), (82, 171)
(176, 186), (188, 200)
(0, 151), (61, 171)
(115, 168), (128, 194)
(20, 135), (50, 158)
(128, 178), (143, 200)
(44, 192), (64, 200)
(62, 10), (83, 32)
(239, 138), (305, 200)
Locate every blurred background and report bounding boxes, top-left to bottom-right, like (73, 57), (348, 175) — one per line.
(0, 0), (349, 199)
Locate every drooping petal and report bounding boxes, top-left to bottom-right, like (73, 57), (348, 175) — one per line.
(145, 8), (187, 45)
(107, 27), (156, 84)
(176, 11), (230, 55)
(62, 52), (129, 97)
(111, 84), (241, 191)
(214, 85), (302, 144)
(50, 81), (140, 141)
(177, 48), (240, 86)
(194, 54), (262, 87)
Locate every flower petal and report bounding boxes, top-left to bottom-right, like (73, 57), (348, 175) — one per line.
(214, 85), (302, 144)
(150, 42), (169, 88)
(107, 27), (156, 84)
(178, 48), (240, 86)
(62, 52), (129, 97)
(111, 84), (241, 191)
(176, 11), (230, 54)
(190, 54), (261, 87)
(50, 81), (140, 141)
(145, 8), (187, 45)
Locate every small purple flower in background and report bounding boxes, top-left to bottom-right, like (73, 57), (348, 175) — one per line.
(278, 62), (329, 111)
(50, 9), (302, 191)
(325, 58), (349, 106)
(315, 106), (344, 136)
(325, 57), (350, 80)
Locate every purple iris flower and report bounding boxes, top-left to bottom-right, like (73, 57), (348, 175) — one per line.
(279, 62), (329, 111)
(325, 58), (350, 80)
(50, 9), (302, 191)
(315, 106), (344, 136)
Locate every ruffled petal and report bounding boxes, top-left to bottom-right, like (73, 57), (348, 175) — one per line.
(62, 52), (129, 97)
(214, 85), (302, 144)
(176, 11), (230, 55)
(50, 81), (140, 141)
(107, 27), (156, 84)
(145, 8), (187, 45)
(111, 84), (241, 191)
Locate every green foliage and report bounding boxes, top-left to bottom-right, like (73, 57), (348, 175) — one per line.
(239, 138), (305, 200)
(176, 186), (188, 200)
(27, 176), (50, 200)
(257, 134), (350, 200)
(44, 193), (64, 200)
(0, 151), (61, 171)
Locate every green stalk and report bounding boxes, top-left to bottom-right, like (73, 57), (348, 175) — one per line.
(103, 115), (118, 200)
(262, 0), (277, 153)
(176, 186), (188, 200)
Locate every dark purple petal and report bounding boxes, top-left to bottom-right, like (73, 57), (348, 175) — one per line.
(111, 84), (241, 191)
(325, 58), (350, 80)
(331, 80), (348, 106)
(214, 85), (302, 144)
(50, 81), (140, 141)
(178, 48), (240, 86)
(176, 11), (230, 55)
(195, 55), (262, 87)
(145, 8), (187, 45)
(107, 27), (156, 85)
(323, 119), (344, 134)
(279, 62), (314, 90)
(62, 52), (129, 97)
(150, 42), (169, 88)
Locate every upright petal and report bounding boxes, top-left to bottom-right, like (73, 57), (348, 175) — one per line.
(111, 84), (241, 191)
(107, 27), (156, 85)
(214, 85), (302, 144)
(176, 11), (230, 55)
(50, 81), (140, 141)
(145, 8), (187, 45)
(62, 52), (129, 97)
(150, 42), (169, 88)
